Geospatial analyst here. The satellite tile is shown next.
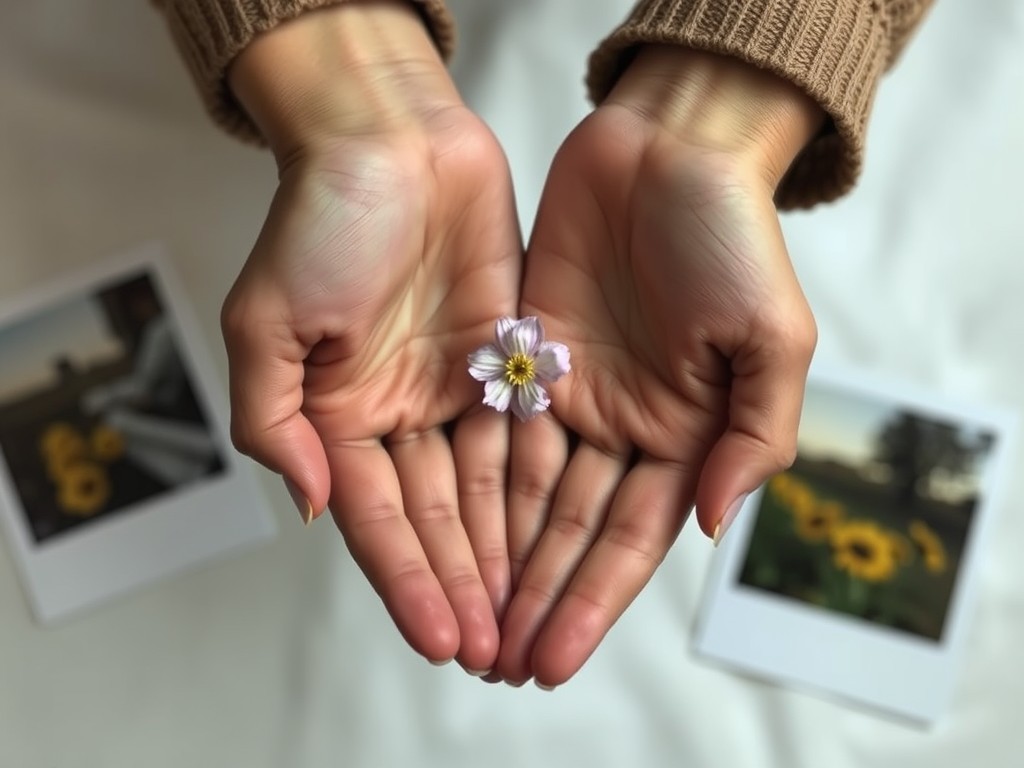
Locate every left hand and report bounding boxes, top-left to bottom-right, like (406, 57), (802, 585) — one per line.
(220, 3), (523, 672)
(496, 47), (825, 687)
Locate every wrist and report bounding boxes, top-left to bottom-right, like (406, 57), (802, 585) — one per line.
(606, 46), (825, 188)
(228, 1), (462, 162)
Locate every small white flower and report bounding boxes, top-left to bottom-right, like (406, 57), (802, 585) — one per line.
(467, 316), (571, 422)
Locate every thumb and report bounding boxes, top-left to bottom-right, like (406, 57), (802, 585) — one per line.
(220, 292), (330, 525)
(694, 321), (816, 543)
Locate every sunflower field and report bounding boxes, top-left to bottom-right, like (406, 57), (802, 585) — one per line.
(738, 466), (966, 641)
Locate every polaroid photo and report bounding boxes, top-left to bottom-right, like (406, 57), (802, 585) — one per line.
(0, 243), (276, 624)
(692, 363), (1017, 725)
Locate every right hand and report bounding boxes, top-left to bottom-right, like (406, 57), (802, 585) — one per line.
(497, 46), (823, 686)
(220, 2), (522, 673)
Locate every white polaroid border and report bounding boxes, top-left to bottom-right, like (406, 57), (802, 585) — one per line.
(692, 362), (1017, 724)
(0, 242), (276, 624)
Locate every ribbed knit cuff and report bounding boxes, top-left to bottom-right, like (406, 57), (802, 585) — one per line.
(155, 0), (456, 145)
(586, 0), (893, 209)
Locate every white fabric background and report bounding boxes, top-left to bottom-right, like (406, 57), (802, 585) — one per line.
(1, 1), (1022, 765)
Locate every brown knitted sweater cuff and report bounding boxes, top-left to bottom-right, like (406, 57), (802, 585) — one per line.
(587, 1), (929, 209)
(155, 0), (456, 145)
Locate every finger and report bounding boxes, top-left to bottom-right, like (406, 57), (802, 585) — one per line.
(452, 407), (512, 623)
(506, 412), (569, 587)
(326, 438), (460, 664)
(695, 317), (817, 543)
(497, 442), (625, 684)
(390, 428), (500, 675)
(529, 458), (693, 687)
(220, 287), (330, 524)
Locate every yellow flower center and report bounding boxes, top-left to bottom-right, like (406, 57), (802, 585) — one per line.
(505, 353), (536, 386)
(849, 542), (875, 561)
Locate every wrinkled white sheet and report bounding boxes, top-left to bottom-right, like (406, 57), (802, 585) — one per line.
(2, 1), (1023, 765)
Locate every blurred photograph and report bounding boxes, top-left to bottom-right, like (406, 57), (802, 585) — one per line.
(0, 269), (224, 545)
(738, 383), (996, 642)
(694, 367), (1014, 723)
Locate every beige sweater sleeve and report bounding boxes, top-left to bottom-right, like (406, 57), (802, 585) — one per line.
(587, 0), (935, 208)
(153, 0), (456, 144)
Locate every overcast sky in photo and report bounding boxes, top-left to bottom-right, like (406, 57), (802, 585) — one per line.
(0, 294), (123, 403)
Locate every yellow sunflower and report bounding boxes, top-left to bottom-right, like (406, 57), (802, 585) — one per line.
(44, 434), (89, 481)
(908, 519), (948, 574)
(39, 422), (81, 456)
(57, 462), (111, 516)
(794, 500), (846, 543)
(90, 424), (125, 462)
(787, 483), (817, 518)
(830, 520), (899, 583)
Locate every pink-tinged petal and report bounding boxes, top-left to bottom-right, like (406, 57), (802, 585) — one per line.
(508, 316), (544, 357)
(533, 341), (571, 383)
(483, 377), (513, 413)
(510, 380), (550, 422)
(467, 343), (506, 382)
(494, 317), (518, 356)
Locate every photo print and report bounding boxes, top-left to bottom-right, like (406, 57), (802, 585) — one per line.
(0, 244), (275, 624)
(737, 386), (995, 642)
(693, 365), (1015, 724)
(0, 271), (224, 544)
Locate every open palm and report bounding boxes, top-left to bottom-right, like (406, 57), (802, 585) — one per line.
(497, 104), (817, 685)
(221, 106), (522, 672)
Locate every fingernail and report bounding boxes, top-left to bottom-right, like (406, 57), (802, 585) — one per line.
(284, 478), (313, 526)
(428, 658), (453, 667)
(465, 668), (492, 677)
(713, 493), (748, 547)
(534, 680), (556, 692)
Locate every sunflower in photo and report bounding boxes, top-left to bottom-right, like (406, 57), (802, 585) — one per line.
(787, 483), (817, 518)
(830, 520), (899, 583)
(57, 462), (111, 517)
(39, 422), (81, 456)
(44, 435), (89, 481)
(909, 519), (948, 574)
(768, 472), (795, 500)
(40, 423), (88, 470)
(90, 423), (126, 462)
(794, 499), (846, 543)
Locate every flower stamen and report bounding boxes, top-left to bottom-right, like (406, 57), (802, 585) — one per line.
(505, 353), (535, 386)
